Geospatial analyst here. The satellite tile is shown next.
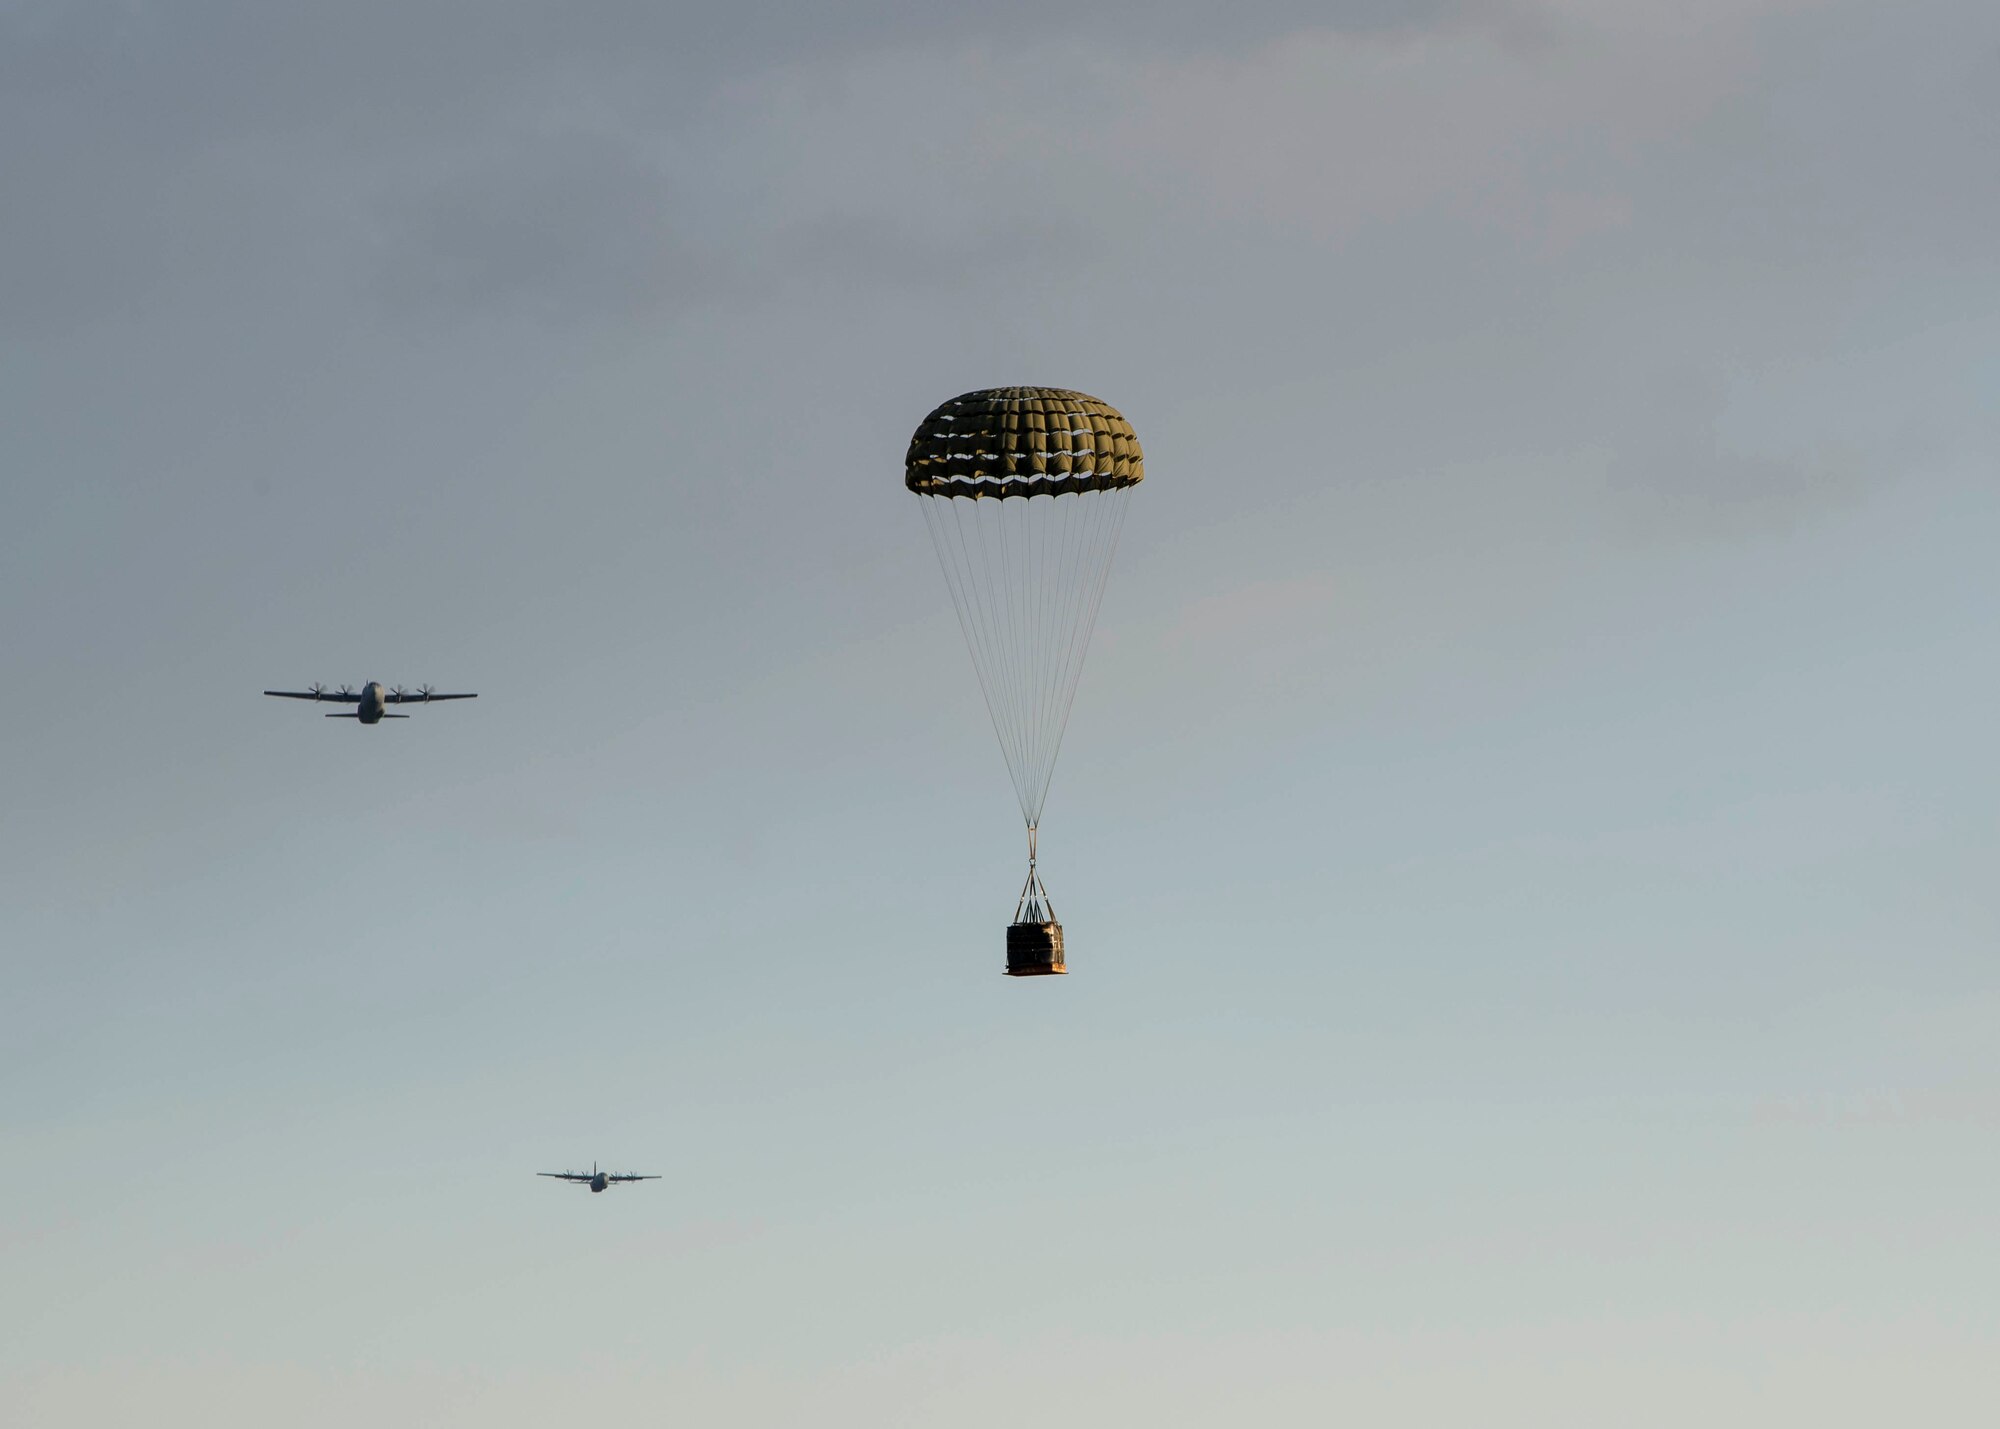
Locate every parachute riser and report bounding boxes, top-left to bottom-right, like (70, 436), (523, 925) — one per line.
(1013, 823), (1057, 925)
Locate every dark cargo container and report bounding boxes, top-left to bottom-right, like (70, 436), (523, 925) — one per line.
(1006, 920), (1065, 977)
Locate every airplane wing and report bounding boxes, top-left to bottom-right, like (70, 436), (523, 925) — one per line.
(264, 689), (362, 703)
(385, 690), (477, 703)
(606, 1174), (661, 1183)
(538, 1172), (592, 1182)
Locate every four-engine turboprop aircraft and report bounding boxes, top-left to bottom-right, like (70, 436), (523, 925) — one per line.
(263, 682), (477, 724)
(538, 1162), (659, 1194)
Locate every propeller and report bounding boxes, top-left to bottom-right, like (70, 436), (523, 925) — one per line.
(337, 685), (355, 698)
(308, 682), (326, 698)
(390, 685), (408, 699)
(418, 683), (436, 702)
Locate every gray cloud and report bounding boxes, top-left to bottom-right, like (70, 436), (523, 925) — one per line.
(4, 0), (1995, 498)
(0, 0), (1473, 145)
(0, 0), (1469, 327)
(1604, 369), (1881, 540)
(0, 0), (1472, 320)
(365, 133), (704, 324)
(773, 211), (1096, 291)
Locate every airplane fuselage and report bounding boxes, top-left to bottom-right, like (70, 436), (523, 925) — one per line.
(589, 1173), (608, 1192)
(356, 681), (388, 724)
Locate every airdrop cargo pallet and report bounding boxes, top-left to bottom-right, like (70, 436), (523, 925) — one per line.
(1006, 920), (1065, 977)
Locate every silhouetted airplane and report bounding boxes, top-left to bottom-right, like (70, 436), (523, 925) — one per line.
(538, 1162), (659, 1194)
(263, 682), (476, 724)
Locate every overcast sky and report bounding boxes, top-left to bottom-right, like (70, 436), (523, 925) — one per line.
(5, 2), (1998, 1424)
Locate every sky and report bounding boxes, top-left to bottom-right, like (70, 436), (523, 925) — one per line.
(3, 0), (1998, 1423)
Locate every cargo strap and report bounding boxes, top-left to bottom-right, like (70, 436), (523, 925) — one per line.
(1014, 824), (1058, 924)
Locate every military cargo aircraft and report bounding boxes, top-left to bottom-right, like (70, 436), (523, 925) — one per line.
(263, 682), (476, 724)
(538, 1162), (659, 1194)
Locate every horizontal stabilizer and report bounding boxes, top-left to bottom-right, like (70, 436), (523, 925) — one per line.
(324, 713), (360, 718)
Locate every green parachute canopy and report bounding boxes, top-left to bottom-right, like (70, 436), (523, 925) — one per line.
(905, 387), (1144, 499)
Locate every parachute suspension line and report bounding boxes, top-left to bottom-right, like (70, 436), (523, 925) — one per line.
(1016, 486), (1125, 822)
(1036, 486), (1129, 818)
(928, 493), (1022, 815)
(919, 486), (1133, 829)
(1014, 823), (1056, 925)
(937, 492), (1024, 812)
(1028, 486), (1081, 820)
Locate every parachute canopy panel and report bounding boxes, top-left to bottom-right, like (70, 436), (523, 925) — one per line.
(905, 387), (1143, 499)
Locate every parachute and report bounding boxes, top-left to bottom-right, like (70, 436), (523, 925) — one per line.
(906, 387), (1143, 976)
